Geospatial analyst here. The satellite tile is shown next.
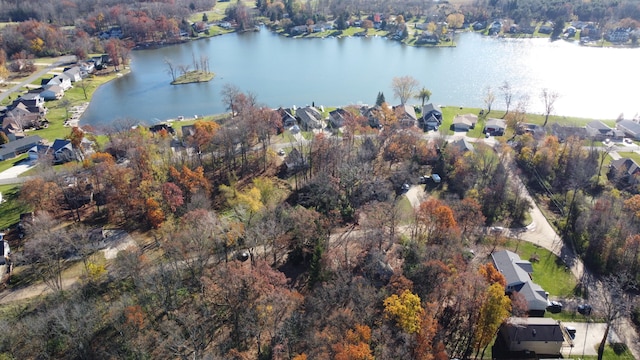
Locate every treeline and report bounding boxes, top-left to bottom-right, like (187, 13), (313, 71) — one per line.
(514, 133), (640, 279)
(0, 86), (538, 359)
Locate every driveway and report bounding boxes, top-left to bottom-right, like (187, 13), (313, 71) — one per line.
(561, 321), (620, 357)
(0, 160), (36, 180)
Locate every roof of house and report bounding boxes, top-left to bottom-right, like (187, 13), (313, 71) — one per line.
(20, 93), (43, 101)
(0, 135), (43, 155)
(395, 104), (417, 121)
(492, 250), (533, 286)
(449, 137), (474, 152)
(485, 118), (506, 129)
(502, 317), (564, 342)
(610, 157), (640, 176)
(52, 139), (72, 152)
(43, 84), (64, 93)
(64, 67), (82, 77)
(617, 119), (640, 135)
(296, 106), (323, 126)
(519, 281), (550, 310)
(586, 120), (612, 131)
(422, 103), (442, 115)
(452, 113), (478, 126)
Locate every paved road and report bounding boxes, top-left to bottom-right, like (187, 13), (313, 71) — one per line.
(0, 55), (77, 103)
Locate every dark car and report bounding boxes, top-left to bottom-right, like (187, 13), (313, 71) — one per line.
(547, 301), (563, 313)
(577, 304), (592, 315)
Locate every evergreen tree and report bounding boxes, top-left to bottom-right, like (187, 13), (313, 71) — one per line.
(376, 92), (386, 106)
(202, 13), (209, 22)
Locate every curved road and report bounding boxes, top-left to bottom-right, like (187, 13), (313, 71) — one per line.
(0, 55), (77, 103)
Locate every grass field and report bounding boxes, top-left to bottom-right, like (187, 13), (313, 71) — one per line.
(504, 240), (578, 297)
(0, 185), (27, 230)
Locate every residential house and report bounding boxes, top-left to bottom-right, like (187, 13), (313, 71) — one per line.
(2, 103), (45, 133)
(284, 148), (307, 173)
(277, 107), (297, 128)
(517, 123), (545, 138)
(47, 74), (72, 91)
(495, 317), (565, 357)
(362, 105), (384, 128)
(606, 28), (630, 43)
(181, 124), (196, 145)
(451, 113), (478, 132)
(586, 120), (618, 140)
(40, 84), (64, 101)
(13, 93), (45, 112)
(328, 108), (349, 128)
(79, 61), (95, 75)
(551, 123), (586, 142)
(485, 118), (506, 135)
(448, 137), (474, 153)
(616, 119), (640, 140)
(491, 250), (549, 314)
(416, 32), (439, 45)
(421, 103), (443, 131)
(609, 157), (640, 186)
(393, 104), (418, 127)
(29, 139), (75, 163)
(63, 67), (83, 82)
(0, 135), (43, 161)
(296, 106), (324, 130)
(290, 25), (308, 35)
(149, 123), (175, 135)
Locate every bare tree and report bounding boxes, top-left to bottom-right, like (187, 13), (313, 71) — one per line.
(540, 88), (559, 127)
(164, 57), (178, 82)
(22, 213), (73, 293)
(499, 81), (513, 118)
(391, 75), (419, 105)
(483, 86), (495, 116)
(597, 273), (634, 360)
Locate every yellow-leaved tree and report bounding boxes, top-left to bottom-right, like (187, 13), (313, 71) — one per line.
(383, 289), (424, 334)
(473, 283), (511, 359)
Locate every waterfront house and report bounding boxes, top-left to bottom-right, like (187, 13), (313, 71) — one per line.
(393, 104), (418, 127)
(421, 103), (443, 131)
(40, 85), (64, 101)
(277, 107), (297, 128)
(328, 108), (349, 128)
(63, 67), (83, 82)
(451, 113), (477, 132)
(47, 74), (72, 91)
(485, 118), (506, 135)
(616, 119), (640, 140)
(296, 106), (324, 130)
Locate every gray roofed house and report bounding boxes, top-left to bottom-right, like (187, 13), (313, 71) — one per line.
(63, 67), (83, 82)
(394, 104), (418, 127)
(491, 250), (549, 313)
(296, 106), (324, 130)
(47, 74), (72, 91)
(448, 137), (474, 153)
(485, 118), (506, 135)
(451, 113), (478, 131)
(586, 120), (617, 140)
(498, 317), (565, 355)
(609, 157), (640, 185)
(40, 84), (64, 101)
(328, 108), (349, 128)
(0, 135), (43, 160)
(616, 119), (640, 140)
(277, 107), (297, 128)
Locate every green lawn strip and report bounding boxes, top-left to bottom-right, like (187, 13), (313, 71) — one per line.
(565, 344), (636, 360)
(395, 195), (415, 225)
(617, 152), (640, 163)
(0, 154), (28, 173)
(0, 184), (28, 231)
(504, 240), (577, 297)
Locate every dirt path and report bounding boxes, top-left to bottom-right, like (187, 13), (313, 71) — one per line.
(0, 278), (77, 305)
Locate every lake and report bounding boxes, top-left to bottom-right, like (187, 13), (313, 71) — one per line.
(81, 29), (640, 127)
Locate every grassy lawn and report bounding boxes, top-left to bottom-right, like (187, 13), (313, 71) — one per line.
(504, 240), (578, 297)
(0, 184), (28, 230)
(0, 154), (28, 173)
(395, 195), (415, 225)
(565, 344), (636, 359)
(617, 152), (640, 163)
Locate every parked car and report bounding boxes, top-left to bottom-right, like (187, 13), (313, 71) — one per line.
(489, 226), (504, 234)
(577, 304), (592, 315)
(565, 325), (577, 339)
(278, 149), (285, 156)
(547, 300), (563, 313)
(625, 138), (633, 144)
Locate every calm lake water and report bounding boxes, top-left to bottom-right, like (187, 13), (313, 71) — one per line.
(81, 29), (640, 127)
